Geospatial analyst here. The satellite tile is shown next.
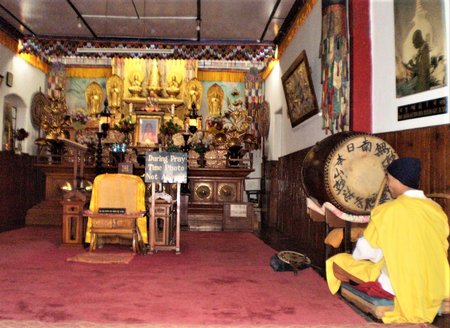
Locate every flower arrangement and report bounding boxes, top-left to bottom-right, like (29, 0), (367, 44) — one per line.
(160, 119), (182, 135)
(71, 110), (89, 131)
(115, 116), (136, 134)
(166, 144), (182, 152)
(76, 134), (96, 148)
(172, 133), (187, 147)
(191, 131), (214, 154)
(206, 116), (224, 132)
(15, 128), (29, 141)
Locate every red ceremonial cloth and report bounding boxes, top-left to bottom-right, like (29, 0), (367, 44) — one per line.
(355, 281), (395, 300)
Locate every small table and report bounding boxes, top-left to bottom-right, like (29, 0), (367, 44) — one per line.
(84, 210), (145, 253)
(148, 200), (176, 246)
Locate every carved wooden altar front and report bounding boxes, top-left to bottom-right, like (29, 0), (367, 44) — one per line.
(187, 167), (253, 231)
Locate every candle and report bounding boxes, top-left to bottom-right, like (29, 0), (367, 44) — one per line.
(129, 102), (133, 114)
(171, 104), (175, 116)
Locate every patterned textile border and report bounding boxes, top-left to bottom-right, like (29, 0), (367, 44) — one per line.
(19, 38), (276, 64)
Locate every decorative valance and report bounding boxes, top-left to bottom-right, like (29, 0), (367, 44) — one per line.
(19, 38), (276, 65)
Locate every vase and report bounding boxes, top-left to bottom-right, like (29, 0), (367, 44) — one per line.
(14, 141), (22, 155)
(228, 145), (242, 167)
(197, 152), (206, 168)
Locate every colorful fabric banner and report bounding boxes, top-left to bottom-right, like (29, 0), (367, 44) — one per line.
(320, 0), (350, 134)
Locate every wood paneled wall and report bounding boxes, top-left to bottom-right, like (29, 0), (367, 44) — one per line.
(261, 125), (449, 269)
(0, 152), (45, 232)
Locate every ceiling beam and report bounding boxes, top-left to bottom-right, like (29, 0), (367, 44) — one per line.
(0, 3), (35, 37)
(66, 0), (97, 38)
(259, 0), (281, 43)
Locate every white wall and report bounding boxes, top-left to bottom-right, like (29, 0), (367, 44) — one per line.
(371, 0), (449, 133)
(264, 1), (326, 160)
(0, 44), (46, 155)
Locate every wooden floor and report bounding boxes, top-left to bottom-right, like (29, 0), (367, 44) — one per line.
(258, 226), (449, 328)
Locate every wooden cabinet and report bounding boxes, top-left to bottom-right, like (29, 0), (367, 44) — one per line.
(149, 201), (176, 246)
(187, 168), (253, 231)
(223, 203), (255, 231)
(61, 199), (85, 246)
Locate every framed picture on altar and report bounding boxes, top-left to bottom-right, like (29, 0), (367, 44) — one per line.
(282, 50), (319, 127)
(135, 115), (161, 147)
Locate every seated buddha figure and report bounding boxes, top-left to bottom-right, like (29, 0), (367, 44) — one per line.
(128, 72), (143, 98)
(166, 75), (181, 99)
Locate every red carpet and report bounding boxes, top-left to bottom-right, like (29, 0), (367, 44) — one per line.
(0, 227), (368, 326)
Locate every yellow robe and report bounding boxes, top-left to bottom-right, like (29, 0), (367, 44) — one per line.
(326, 195), (449, 323)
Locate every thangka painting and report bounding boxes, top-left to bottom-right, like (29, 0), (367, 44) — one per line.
(320, 0), (350, 134)
(394, 0), (447, 97)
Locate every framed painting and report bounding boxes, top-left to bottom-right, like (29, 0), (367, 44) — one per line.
(135, 115), (161, 147)
(394, 0), (447, 97)
(282, 50), (319, 127)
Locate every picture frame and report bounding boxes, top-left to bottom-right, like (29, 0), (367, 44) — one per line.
(6, 72), (13, 87)
(135, 115), (161, 147)
(282, 50), (319, 127)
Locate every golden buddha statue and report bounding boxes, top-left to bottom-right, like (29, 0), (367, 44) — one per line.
(166, 75), (181, 99)
(85, 81), (103, 116)
(185, 78), (202, 110)
(106, 74), (123, 109)
(207, 83), (224, 117)
(147, 60), (162, 96)
(128, 71), (143, 98)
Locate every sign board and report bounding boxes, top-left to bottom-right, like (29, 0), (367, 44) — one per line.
(398, 96), (447, 121)
(145, 152), (187, 183)
(230, 204), (248, 217)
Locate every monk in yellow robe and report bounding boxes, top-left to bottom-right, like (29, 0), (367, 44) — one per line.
(326, 157), (449, 323)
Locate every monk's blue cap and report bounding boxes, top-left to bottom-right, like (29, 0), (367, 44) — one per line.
(387, 157), (421, 189)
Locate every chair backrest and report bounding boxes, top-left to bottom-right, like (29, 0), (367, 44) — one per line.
(89, 173), (146, 213)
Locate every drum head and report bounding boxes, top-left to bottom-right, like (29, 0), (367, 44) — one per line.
(324, 134), (397, 214)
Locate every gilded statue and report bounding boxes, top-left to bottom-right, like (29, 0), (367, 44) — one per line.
(147, 60), (162, 96)
(128, 71), (143, 98)
(106, 75), (124, 108)
(85, 81), (104, 116)
(185, 78), (202, 110)
(166, 74), (181, 99)
(43, 86), (70, 140)
(207, 83), (224, 117)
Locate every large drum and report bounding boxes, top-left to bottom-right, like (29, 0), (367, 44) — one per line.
(301, 132), (398, 215)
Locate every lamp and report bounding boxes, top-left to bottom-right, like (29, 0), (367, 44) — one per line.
(95, 99), (111, 174)
(77, 47), (174, 55)
(98, 99), (111, 136)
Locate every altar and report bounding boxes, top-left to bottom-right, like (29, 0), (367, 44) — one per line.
(28, 162), (256, 236)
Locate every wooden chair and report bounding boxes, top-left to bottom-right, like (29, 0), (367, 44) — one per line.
(84, 173), (147, 253)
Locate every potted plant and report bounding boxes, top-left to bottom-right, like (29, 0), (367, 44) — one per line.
(160, 119), (182, 147)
